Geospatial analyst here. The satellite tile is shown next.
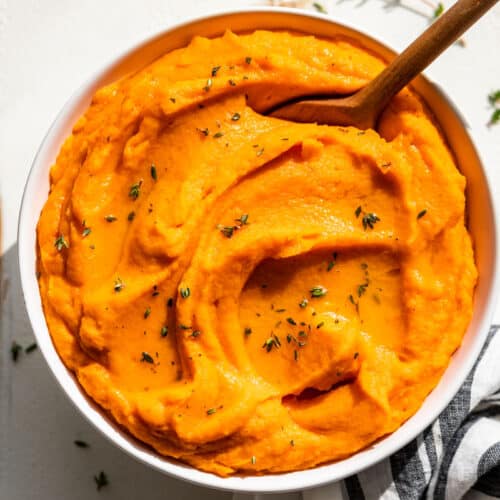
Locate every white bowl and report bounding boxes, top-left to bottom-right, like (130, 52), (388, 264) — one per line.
(18, 7), (499, 494)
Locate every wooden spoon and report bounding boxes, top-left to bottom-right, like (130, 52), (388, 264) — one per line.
(270, 0), (499, 129)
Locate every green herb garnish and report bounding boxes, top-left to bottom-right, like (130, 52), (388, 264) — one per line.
(235, 214), (249, 225)
(433, 2), (444, 19)
(211, 66), (221, 77)
(25, 343), (37, 353)
(144, 307), (151, 319)
(349, 294), (360, 314)
(417, 209), (427, 219)
(286, 317), (297, 326)
(217, 225), (235, 238)
(180, 287), (190, 299)
(488, 90), (500, 107)
(489, 108), (500, 126)
(11, 341), (22, 362)
(357, 283), (368, 297)
(244, 327), (252, 336)
(313, 2), (327, 13)
(206, 407), (217, 415)
(114, 278), (124, 292)
(104, 215), (117, 222)
(141, 352), (154, 364)
(150, 165), (157, 181)
(129, 180), (143, 200)
(262, 334), (281, 352)
(160, 326), (168, 337)
(231, 112), (241, 121)
(362, 212), (380, 230)
(94, 471), (108, 491)
(299, 299), (308, 308)
(245, 56), (252, 64)
(127, 211), (136, 221)
(54, 235), (69, 251)
(310, 285), (327, 298)
(203, 78), (213, 92)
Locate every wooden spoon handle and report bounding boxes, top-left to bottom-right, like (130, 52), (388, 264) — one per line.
(354, 0), (499, 119)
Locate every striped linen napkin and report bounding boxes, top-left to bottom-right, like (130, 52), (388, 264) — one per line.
(234, 324), (500, 500)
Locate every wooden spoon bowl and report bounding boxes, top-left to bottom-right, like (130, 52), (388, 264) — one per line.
(271, 0), (499, 129)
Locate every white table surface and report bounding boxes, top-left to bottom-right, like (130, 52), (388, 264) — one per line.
(1, 1), (500, 499)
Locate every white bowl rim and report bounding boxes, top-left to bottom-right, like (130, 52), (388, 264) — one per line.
(17, 5), (499, 494)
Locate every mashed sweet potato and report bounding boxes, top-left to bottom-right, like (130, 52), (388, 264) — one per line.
(36, 30), (477, 476)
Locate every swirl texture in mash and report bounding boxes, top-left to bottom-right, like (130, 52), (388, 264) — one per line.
(37, 30), (477, 476)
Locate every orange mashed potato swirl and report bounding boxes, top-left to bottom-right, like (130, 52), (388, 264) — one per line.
(37, 30), (477, 476)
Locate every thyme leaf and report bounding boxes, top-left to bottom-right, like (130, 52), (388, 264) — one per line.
(310, 285), (327, 298)
(54, 235), (69, 251)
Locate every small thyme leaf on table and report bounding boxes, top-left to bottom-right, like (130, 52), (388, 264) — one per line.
(313, 2), (328, 14)
(433, 2), (444, 19)
(488, 90), (500, 107)
(11, 341), (22, 362)
(25, 343), (37, 354)
(489, 108), (500, 127)
(94, 471), (108, 491)
(74, 440), (89, 448)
